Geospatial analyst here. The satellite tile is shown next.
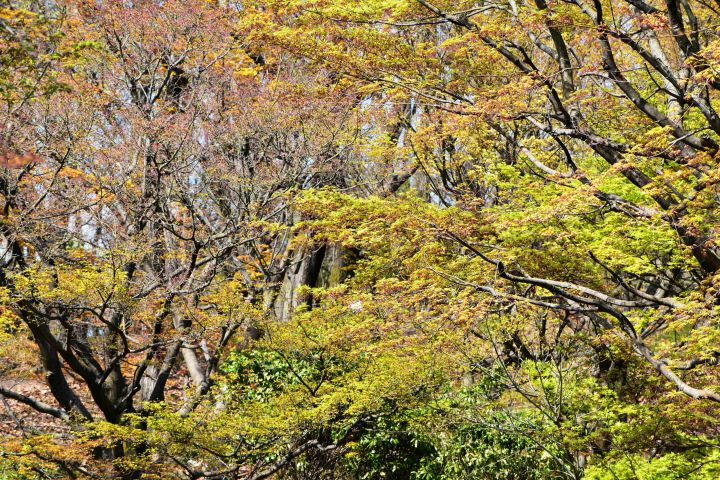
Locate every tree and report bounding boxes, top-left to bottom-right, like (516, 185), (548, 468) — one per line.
(240, 0), (720, 476)
(0, 0), (375, 476)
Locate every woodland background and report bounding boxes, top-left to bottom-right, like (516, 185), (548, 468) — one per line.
(1, 0), (720, 478)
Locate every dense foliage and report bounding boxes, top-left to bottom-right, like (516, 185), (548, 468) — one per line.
(1, 0), (720, 478)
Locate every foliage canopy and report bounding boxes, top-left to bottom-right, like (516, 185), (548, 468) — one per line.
(1, 0), (720, 478)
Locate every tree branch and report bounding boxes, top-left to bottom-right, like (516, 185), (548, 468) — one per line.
(0, 387), (70, 422)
